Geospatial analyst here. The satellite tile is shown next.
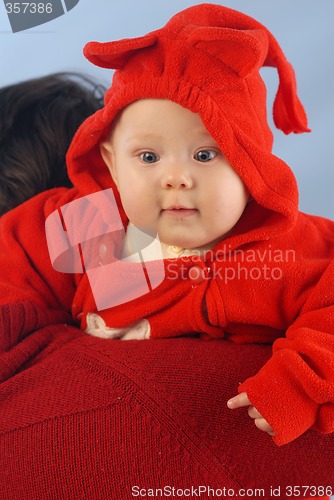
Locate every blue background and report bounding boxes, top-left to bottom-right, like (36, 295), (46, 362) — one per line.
(0, 0), (333, 221)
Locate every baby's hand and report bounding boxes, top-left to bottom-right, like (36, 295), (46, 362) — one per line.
(227, 392), (275, 436)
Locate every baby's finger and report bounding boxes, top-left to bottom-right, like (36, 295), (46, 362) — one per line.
(227, 392), (251, 409)
(254, 418), (275, 435)
(248, 405), (263, 420)
(98, 243), (108, 265)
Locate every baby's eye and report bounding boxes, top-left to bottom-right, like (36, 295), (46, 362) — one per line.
(140, 151), (159, 163)
(194, 150), (217, 162)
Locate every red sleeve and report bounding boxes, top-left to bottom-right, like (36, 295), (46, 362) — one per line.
(0, 189), (76, 354)
(239, 258), (334, 445)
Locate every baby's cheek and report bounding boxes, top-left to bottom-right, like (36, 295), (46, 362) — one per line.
(120, 180), (157, 226)
(124, 202), (151, 228)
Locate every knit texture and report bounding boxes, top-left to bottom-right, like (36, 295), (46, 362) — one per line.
(0, 321), (332, 499)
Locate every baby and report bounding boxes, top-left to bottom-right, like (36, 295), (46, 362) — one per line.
(98, 96), (271, 433)
(1, 4), (334, 448)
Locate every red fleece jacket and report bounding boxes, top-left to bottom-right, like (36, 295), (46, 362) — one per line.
(1, 185), (334, 448)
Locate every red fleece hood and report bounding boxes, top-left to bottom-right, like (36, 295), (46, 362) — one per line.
(66, 3), (310, 242)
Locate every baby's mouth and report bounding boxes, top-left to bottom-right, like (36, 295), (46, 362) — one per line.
(162, 206), (198, 217)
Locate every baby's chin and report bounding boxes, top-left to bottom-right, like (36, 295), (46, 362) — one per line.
(160, 235), (219, 252)
(159, 236), (196, 249)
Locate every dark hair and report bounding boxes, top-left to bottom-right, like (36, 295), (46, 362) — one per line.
(0, 72), (106, 215)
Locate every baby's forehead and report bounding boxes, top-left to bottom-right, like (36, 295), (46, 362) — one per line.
(107, 98), (217, 141)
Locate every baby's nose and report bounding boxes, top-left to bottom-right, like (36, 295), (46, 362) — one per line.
(161, 165), (193, 190)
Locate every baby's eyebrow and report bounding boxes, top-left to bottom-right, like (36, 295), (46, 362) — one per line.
(195, 130), (218, 141)
(125, 133), (161, 143)
(124, 130), (218, 146)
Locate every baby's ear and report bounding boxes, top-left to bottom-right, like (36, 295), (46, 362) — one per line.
(100, 142), (118, 187)
(84, 35), (157, 69)
(190, 27), (268, 78)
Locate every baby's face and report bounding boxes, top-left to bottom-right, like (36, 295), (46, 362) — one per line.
(100, 99), (249, 249)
